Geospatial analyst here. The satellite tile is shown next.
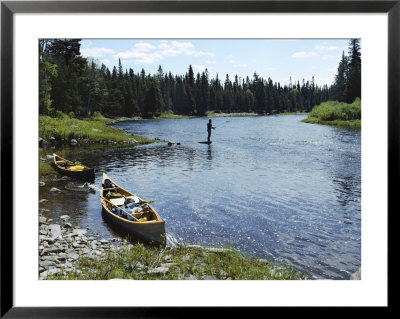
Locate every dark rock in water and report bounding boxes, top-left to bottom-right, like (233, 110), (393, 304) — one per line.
(168, 141), (181, 146)
(49, 137), (56, 144)
(70, 139), (78, 145)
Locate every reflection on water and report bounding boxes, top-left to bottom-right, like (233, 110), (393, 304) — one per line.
(39, 115), (361, 279)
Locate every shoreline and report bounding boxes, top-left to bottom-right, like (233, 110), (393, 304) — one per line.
(39, 214), (309, 280)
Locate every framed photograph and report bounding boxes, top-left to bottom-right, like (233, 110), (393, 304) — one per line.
(1, 0), (395, 315)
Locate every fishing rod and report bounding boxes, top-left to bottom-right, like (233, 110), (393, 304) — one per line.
(214, 120), (230, 128)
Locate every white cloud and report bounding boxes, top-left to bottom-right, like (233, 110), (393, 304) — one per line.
(266, 67), (277, 71)
(315, 45), (339, 51)
(81, 47), (115, 57)
(234, 63), (248, 68)
(113, 40), (214, 64)
(134, 42), (156, 51)
(292, 51), (318, 58)
(192, 51), (214, 57)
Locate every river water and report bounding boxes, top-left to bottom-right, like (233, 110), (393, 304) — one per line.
(39, 115), (361, 279)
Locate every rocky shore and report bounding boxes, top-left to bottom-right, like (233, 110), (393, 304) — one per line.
(39, 214), (125, 279)
(38, 214), (231, 280)
(39, 136), (138, 147)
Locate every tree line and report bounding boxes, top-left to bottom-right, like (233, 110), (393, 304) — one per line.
(39, 39), (360, 118)
(330, 39), (361, 103)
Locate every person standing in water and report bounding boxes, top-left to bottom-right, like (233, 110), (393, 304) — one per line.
(207, 119), (215, 142)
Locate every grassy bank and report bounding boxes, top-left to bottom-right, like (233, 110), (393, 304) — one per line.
(49, 243), (308, 280)
(302, 98), (361, 128)
(39, 112), (154, 145)
(154, 110), (190, 119)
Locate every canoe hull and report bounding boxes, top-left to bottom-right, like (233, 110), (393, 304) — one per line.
(101, 206), (166, 246)
(52, 153), (95, 182)
(53, 164), (95, 182)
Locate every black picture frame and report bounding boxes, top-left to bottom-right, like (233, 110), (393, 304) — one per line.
(1, 0), (395, 316)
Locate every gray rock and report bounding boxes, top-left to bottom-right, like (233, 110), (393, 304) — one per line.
(50, 187), (62, 193)
(39, 199), (48, 204)
(39, 260), (58, 268)
(47, 268), (61, 276)
(46, 154), (53, 160)
(39, 216), (47, 224)
(148, 267), (169, 275)
(72, 228), (87, 236)
(70, 139), (78, 145)
(350, 267), (361, 280)
(48, 224), (62, 239)
(179, 274), (197, 280)
(39, 229), (48, 236)
(39, 181), (45, 187)
(41, 237), (56, 244)
(60, 215), (70, 220)
(68, 252), (79, 261)
(40, 255), (57, 261)
(39, 271), (48, 279)
(45, 247), (66, 254)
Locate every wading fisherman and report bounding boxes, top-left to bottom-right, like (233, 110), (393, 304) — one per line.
(207, 119), (216, 142)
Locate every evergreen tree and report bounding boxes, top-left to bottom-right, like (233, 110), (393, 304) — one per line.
(143, 76), (163, 118)
(332, 52), (349, 102)
(345, 39), (361, 103)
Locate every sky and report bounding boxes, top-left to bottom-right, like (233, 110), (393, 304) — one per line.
(80, 39), (354, 87)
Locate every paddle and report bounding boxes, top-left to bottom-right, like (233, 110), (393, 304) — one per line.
(102, 196), (140, 221)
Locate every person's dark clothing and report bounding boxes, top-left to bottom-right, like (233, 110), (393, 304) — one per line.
(207, 120), (214, 142)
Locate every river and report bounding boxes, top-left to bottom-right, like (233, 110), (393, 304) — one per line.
(39, 114), (361, 279)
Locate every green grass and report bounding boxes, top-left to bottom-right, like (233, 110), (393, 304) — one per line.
(302, 98), (361, 128)
(204, 110), (216, 117)
(48, 244), (308, 280)
(39, 158), (54, 177)
(154, 110), (190, 119)
(39, 112), (154, 144)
